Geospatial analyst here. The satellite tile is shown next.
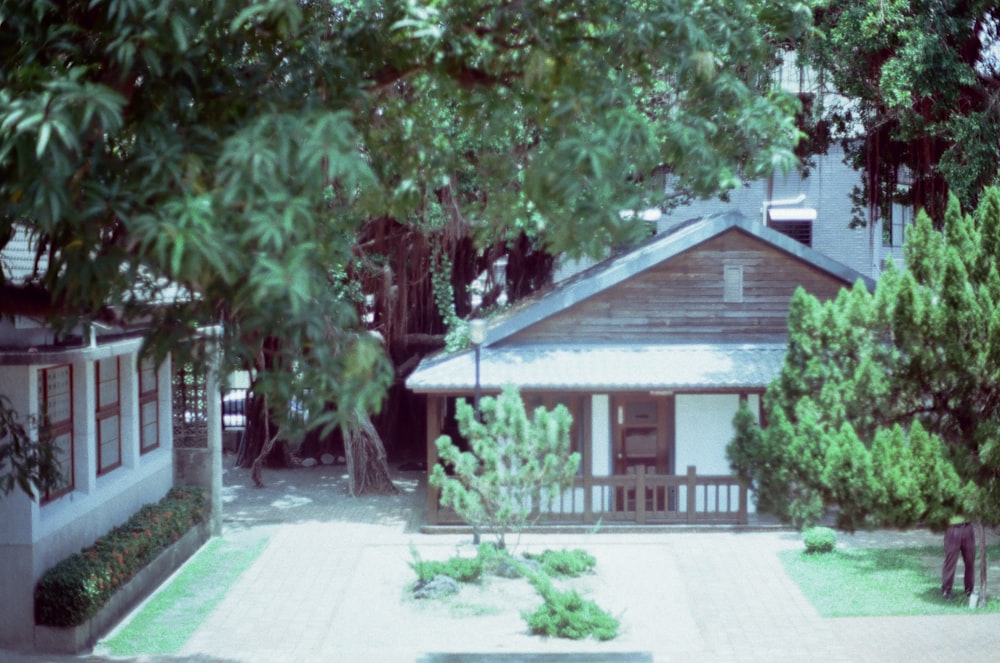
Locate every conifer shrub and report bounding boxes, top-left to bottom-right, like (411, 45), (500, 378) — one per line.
(803, 526), (837, 554)
(409, 546), (484, 584)
(431, 386), (581, 549)
(525, 548), (596, 577)
(474, 541), (509, 575)
(34, 487), (206, 627)
(521, 571), (618, 640)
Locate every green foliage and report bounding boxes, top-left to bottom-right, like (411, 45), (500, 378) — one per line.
(0, 395), (60, 498)
(408, 545), (484, 584)
(0, 1), (808, 463)
(430, 386), (581, 548)
(799, 1), (1000, 216)
(34, 488), (206, 627)
(802, 526), (837, 554)
(411, 556), (483, 584)
(430, 252), (468, 353)
(524, 548), (597, 577)
(473, 542), (510, 576)
(521, 571), (619, 641)
(729, 190), (1000, 531)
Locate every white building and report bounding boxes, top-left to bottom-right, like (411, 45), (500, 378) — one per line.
(0, 233), (175, 649)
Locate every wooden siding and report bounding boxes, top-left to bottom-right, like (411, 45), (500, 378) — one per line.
(507, 228), (852, 344)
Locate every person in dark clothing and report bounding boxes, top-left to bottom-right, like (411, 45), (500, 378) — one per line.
(941, 517), (975, 600)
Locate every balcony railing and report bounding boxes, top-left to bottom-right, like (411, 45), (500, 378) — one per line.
(429, 465), (748, 527)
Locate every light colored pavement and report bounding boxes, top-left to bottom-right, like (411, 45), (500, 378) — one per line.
(5, 457), (1000, 662)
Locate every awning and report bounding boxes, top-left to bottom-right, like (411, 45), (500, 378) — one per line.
(406, 343), (787, 393)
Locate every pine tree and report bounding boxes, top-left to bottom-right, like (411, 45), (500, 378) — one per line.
(729, 188), (1000, 603)
(430, 386), (581, 549)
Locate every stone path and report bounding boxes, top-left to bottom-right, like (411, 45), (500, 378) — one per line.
(5, 457), (1000, 662)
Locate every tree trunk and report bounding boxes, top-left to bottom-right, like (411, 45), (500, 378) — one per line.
(343, 407), (397, 496)
(247, 393), (285, 488)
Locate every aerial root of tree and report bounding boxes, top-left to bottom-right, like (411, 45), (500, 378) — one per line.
(343, 409), (398, 496)
(250, 430), (282, 488)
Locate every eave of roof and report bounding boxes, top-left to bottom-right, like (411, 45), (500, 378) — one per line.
(405, 343), (787, 393)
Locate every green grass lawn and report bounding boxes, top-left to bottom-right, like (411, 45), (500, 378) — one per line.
(781, 543), (1000, 617)
(98, 532), (270, 656)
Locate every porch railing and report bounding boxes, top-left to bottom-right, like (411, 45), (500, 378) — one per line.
(429, 465), (748, 527)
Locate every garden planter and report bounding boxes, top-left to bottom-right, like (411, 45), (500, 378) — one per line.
(34, 522), (209, 654)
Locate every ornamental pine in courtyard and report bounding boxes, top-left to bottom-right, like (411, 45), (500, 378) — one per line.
(431, 386), (580, 549)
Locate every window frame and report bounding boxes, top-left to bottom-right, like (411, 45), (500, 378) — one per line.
(139, 357), (160, 454)
(39, 364), (74, 503)
(95, 357), (122, 475)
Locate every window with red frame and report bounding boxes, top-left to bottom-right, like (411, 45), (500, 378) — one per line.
(139, 357), (159, 453)
(96, 357), (121, 474)
(38, 364), (74, 502)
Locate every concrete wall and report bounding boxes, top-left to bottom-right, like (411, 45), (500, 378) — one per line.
(661, 146), (888, 280)
(0, 342), (174, 649)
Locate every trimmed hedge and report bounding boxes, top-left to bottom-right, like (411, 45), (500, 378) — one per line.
(34, 487), (206, 627)
(803, 526), (837, 554)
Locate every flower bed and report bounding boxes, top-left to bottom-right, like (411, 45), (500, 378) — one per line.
(34, 487), (206, 631)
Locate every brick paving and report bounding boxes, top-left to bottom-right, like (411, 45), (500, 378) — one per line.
(5, 457), (1000, 662)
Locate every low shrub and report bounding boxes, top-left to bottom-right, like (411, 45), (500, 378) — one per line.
(34, 487), (206, 627)
(803, 526), (837, 554)
(409, 547), (483, 584)
(525, 548), (596, 577)
(474, 542), (510, 575)
(522, 572), (618, 640)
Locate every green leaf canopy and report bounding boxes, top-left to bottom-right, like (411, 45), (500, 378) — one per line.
(1, 0), (808, 432)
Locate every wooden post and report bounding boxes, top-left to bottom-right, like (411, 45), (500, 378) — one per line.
(686, 465), (697, 524)
(636, 466), (646, 524)
(426, 395), (443, 526)
(738, 481), (749, 525)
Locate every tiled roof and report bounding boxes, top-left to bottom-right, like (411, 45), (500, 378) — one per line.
(406, 343), (787, 392)
(0, 226), (47, 283)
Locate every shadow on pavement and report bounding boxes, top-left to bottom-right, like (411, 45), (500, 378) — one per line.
(220, 452), (427, 533)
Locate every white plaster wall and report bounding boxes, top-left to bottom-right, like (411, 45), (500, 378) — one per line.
(590, 394), (611, 512)
(674, 393), (746, 513)
(0, 346), (173, 648)
(675, 394), (742, 475)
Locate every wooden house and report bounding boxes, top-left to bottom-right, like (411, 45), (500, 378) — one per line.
(406, 211), (874, 527)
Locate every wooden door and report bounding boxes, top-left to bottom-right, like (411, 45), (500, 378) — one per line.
(612, 395), (674, 514)
(613, 395), (673, 475)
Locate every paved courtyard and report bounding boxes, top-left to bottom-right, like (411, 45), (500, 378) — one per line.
(5, 456), (999, 662)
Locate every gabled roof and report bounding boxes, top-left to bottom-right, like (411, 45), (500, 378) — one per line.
(406, 211), (874, 393)
(484, 210), (874, 347)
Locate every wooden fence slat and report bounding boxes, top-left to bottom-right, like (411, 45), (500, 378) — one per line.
(432, 466), (748, 527)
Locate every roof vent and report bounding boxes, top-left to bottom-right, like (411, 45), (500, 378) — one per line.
(767, 207), (816, 247)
